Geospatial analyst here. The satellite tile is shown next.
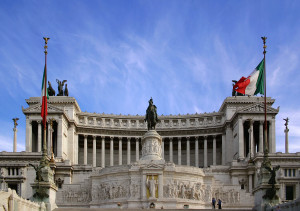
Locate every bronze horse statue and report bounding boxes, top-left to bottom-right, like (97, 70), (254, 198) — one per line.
(145, 98), (158, 130)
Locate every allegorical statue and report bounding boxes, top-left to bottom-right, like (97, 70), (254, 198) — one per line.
(64, 84), (69, 96)
(265, 165), (280, 185)
(12, 118), (19, 128)
(283, 117), (289, 129)
(145, 97), (158, 130)
(29, 163), (44, 182)
(56, 79), (67, 96)
(48, 81), (55, 96)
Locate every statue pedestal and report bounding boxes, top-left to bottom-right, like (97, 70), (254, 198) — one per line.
(253, 168), (281, 211)
(140, 130), (163, 161)
(31, 166), (58, 211)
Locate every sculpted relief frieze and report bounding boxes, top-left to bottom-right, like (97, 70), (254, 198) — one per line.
(92, 180), (130, 201)
(163, 179), (212, 202)
(59, 186), (91, 204)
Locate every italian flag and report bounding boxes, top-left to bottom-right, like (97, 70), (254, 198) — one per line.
(41, 65), (49, 127)
(233, 59), (265, 96)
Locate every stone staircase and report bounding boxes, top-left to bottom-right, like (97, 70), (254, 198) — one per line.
(54, 209), (252, 211)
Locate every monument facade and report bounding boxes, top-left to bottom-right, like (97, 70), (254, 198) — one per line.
(1, 95), (300, 209)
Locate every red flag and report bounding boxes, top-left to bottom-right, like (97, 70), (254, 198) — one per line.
(41, 65), (48, 128)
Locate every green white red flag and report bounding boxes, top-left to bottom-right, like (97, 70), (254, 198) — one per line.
(41, 65), (49, 127)
(233, 59), (265, 96)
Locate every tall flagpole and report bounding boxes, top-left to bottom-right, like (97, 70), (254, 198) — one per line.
(261, 37), (268, 153)
(42, 37), (50, 165)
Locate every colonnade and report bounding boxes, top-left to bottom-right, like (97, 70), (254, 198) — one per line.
(78, 134), (226, 168)
(238, 119), (275, 160)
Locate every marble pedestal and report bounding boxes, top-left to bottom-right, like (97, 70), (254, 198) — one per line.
(31, 166), (58, 211)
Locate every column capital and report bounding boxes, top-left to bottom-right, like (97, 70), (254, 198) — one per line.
(186, 137), (190, 140)
(212, 135), (217, 139)
(178, 137), (181, 141)
(118, 136), (122, 140)
(260, 120), (264, 125)
(203, 135), (208, 140)
(101, 136), (105, 140)
(169, 137), (173, 141)
(37, 120), (41, 124)
(110, 136), (114, 140)
(93, 135), (97, 139)
(84, 134), (88, 138)
(194, 136), (199, 140)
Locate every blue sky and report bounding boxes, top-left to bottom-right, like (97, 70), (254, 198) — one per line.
(0, 0), (300, 153)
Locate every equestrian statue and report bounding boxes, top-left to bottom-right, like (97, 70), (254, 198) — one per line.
(145, 97), (158, 130)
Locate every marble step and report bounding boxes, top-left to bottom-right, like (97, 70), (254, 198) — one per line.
(54, 208), (252, 211)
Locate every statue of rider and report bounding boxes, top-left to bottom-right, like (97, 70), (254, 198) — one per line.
(145, 97), (158, 130)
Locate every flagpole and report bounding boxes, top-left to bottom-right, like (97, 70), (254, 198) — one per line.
(42, 37), (50, 165)
(261, 37), (268, 154)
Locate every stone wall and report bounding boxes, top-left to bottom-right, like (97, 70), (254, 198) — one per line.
(0, 188), (45, 211)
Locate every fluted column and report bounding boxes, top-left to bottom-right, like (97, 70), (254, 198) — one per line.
(26, 119), (32, 152)
(162, 138), (165, 159)
(93, 135), (96, 167)
(127, 137), (131, 164)
(57, 118), (63, 158)
(101, 136), (105, 168)
(119, 137), (122, 165)
(259, 121), (263, 153)
(169, 138), (173, 162)
(238, 118), (245, 159)
(222, 133), (226, 165)
(195, 137), (199, 167)
(37, 121), (42, 152)
(178, 137), (181, 165)
(136, 137), (139, 161)
(47, 123), (51, 155)
(249, 120), (254, 157)
(84, 135), (87, 165)
(110, 137), (114, 166)
(204, 136), (207, 168)
(270, 119), (276, 153)
(213, 135), (216, 166)
(187, 137), (190, 166)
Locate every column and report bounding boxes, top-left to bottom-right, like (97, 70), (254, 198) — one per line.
(110, 137), (114, 166)
(238, 118), (245, 159)
(37, 121), (42, 152)
(195, 137), (199, 167)
(259, 121), (263, 153)
(204, 136), (207, 168)
(57, 118), (63, 158)
(13, 128), (17, 152)
(75, 133), (79, 164)
(119, 137), (122, 165)
(101, 136), (105, 168)
(47, 123), (51, 155)
(248, 174), (253, 193)
(158, 174), (163, 198)
(285, 127), (289, 153)
(270, 119), (276, 153)
(127, 137), (131, 164)
(84, 135), (87, 165)
(169, 138), (173, 162)
(178, 137), (181, 165)
(213, 135), (216, 166)
(142, 174), (147, 199)
(136, 137), (139, 161)
(187, 137), (190, 166)
(222, 133), (226, 165)
(93, 136), (96, 167)
(162, 138), (164, 159)
(249, 120), (254, 157)
(25, 119), (32, 152)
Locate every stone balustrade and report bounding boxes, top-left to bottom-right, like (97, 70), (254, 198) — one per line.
(76, 113), (224, 129)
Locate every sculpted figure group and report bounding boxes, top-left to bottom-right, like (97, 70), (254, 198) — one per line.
(47, 79), (68, 96)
